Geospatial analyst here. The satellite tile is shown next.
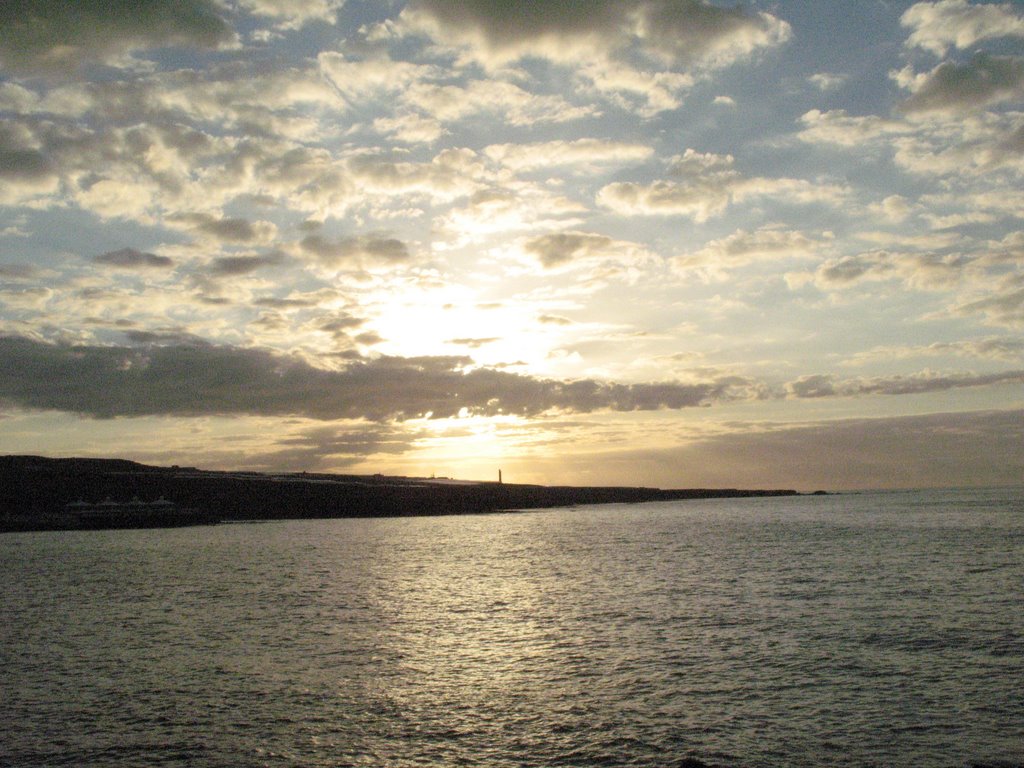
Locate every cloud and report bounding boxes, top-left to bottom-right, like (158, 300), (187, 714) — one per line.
(0, 263), (41, 279)
(809, 72), (847, 91)
(797, 109), (912, 147)
(598, 149), (847, 221)
(170, 213), (279, 244)
(435, 187), (586, 244)
(786, 368), (1024, 397)
(0, 0), (233, 75)
(320, 53), (594, 131)
(238, 0), (342, 29)
(805, 250), (971, 291)
(483, 139), (653, 172)
(0, 336), (756, 421)
(396, 0), (788, 114)
(400, 79), (596, 127)
(521, 231), (617, 268)
(318, 52), (440, 104)
(207, 252), (284, 277)
(123, 329), (210, 346)
(598, 179), (732, 221)
(538, 314), (573, 326)
(676, 227), (825, 272)
(92, 247), (173, 269)
(902, 0), (1024, 57)
(399, 0), (789, 70)
(514, 230), (654, 275)
(844, 337), (1024, 364)
(580, 408), (1024, 490)
(952, 272), (1024, 327)
(897, 55), (1024, 114)
(245, 423), (422, 472)
(447, 337), (499, 349)
(0, 124), (59, 204)
(300, 234), (410, 266)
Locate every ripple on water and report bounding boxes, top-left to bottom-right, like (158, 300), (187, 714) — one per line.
(1, 489), (1023, 768)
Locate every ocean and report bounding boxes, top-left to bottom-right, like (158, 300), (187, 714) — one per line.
(2, 487), (1022, 768)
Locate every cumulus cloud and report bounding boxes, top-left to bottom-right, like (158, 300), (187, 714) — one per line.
(677, 227), (825, 272)
(797, 109), (912, 147)
(0, 0), (233, 75)
(0, 336), (758, 421)
(897, 55), (1024, 114)
(92, 247), (173, 269)
(399, 0), (789, 70)
(521, 231), (618, 269)
(902, 0), (1024, 56)
(395, 0), (788, 114)
(809, 72), (847, 91)
(802, 249), (972, 291)
(238, 0), (342, 29)
(598, 149), (847, 221)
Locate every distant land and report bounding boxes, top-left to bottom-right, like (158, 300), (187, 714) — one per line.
(0, 455), (801, 532)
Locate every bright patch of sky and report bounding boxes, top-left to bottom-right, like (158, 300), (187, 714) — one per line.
(1, 0), (1022, 489)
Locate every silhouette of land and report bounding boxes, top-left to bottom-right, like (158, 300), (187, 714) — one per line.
(0, 455), (800, 532)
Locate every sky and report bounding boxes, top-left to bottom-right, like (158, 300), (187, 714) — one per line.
(0, 0), (1022, 490)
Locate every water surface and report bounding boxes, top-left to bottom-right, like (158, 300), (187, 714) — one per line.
(3, 487), (1022, 767)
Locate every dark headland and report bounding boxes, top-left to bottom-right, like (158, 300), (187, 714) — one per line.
(0, 455), (800, 532)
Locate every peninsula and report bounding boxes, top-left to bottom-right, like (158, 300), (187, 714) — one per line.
(0, 455), (800, 532)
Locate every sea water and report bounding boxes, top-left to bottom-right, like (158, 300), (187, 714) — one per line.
(2, 487), (1022, 768)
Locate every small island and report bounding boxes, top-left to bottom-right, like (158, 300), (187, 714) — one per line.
(0, 455), (801, 532)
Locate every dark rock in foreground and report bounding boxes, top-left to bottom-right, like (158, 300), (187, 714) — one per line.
(0, 455), (800, 532)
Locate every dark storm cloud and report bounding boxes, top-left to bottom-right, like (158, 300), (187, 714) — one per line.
(92, 247), (173, 269)
(0, 336), (749, 421)
(0, 0), (233, 75)
(900, 54), (1024, 114)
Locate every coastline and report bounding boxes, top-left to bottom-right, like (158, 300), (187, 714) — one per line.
(0, 455), (800, 533)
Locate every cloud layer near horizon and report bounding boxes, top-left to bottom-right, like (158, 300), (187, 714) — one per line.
(2, 335), (1020, 423)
